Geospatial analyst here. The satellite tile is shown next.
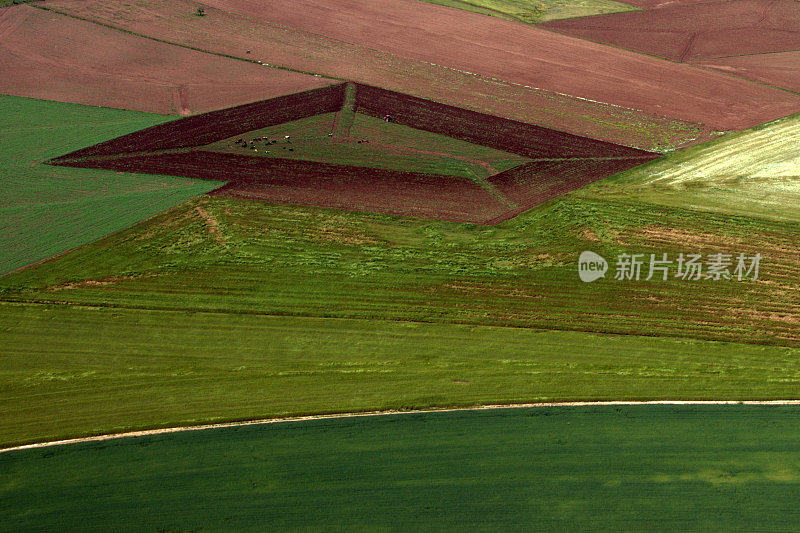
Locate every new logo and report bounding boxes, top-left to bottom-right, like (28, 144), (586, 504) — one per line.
(578, 251), (608, 282)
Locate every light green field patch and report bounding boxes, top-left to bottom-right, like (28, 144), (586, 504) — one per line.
(4, 301), (800, 447)
(420, 0), (639, 23)
(0, 95), (223, 274)
(576, 113), (800, 222)
(205, 112), (530, 178)
(2, 192), (800, 348)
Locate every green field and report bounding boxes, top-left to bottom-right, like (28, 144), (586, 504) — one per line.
(2, 96), (800, 448)
(421, 0), (638, 23)
(206, 112), (530, 178)
(0, 95), (222, 274)
(2, 192), (798, 346)
(4, 1), (800, 528)
(3, 405), (800, 530)
(4, 303), (800, 447)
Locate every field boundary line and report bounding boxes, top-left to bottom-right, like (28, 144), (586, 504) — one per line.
(32, 4), (344, 83)
(1, 298), (797, 349)
(462, 165), (517, 208)
(36, 0), (713, 134)
(4, 400), (800, 454)
(696, 47), (800, 61)
(423, 0), (525, 22)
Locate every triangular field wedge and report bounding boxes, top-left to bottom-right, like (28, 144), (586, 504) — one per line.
(50, 83), (659, 224)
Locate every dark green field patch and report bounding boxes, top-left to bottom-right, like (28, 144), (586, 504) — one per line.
(0, 95), (222, 274)
(3, 405), (800, 530)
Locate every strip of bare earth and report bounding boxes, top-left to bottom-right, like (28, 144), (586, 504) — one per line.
(4, 400), (800, 455)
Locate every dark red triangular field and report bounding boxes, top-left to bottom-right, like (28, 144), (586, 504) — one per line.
(51, 82), (658, 224)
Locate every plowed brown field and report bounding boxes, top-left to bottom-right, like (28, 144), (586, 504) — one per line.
(55, 152), (512, 224)
(694, 51), (800, 93)
(0, 4), (332, 115)
(542, 0), (800, 62)
(50, 84), (658, 224)
(488, 159), (652, 211)
(189, 0), (800, 131)
(54, 85), (347, 159)
(40, 0), (800, 146)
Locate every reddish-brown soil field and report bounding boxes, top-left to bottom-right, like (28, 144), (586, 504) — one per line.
(39, 0), (715, 151)
(50, 84), (660, 224)
(613, 0), (727, 7)
(542, 0), (800, 62)
(488, 159), (652, 214)
(354, 85), (656, 160)
(44, 0), (800, 144)
(56, 83), (659, 160)
(55, 85), (347, 160)
(0, 5), (332, 115)
(694, 52), (800, 93)
(53, 152), (511, 224)
(189, 0), (800, 131)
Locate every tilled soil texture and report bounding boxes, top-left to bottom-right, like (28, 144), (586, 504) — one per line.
(0, 4), (333, 115)
(354, 85), (656, 160)
(51, 83), (659, 224)
(542, 0), (800, 63)
(190, 0), (800, 131)
(54, 151), (511, 224)
(486, 159), (654, 222)
(40, 0), (791, 148)
(53, 85), (347, 160)
(694, 51), (800, 93)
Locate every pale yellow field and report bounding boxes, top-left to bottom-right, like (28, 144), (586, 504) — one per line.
(420, 0), (638, 23)
(579, 113), (800, 222)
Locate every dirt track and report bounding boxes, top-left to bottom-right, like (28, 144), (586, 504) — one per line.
(4, 400), (800, 454)
(0, 4), (332, 114)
